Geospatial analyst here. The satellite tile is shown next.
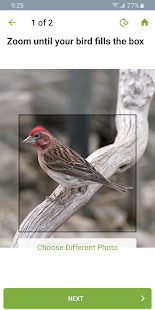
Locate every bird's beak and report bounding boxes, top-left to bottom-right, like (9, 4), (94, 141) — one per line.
(22, 136), (35, 144)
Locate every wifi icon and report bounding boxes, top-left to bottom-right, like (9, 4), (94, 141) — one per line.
(112, 2), (119, 8)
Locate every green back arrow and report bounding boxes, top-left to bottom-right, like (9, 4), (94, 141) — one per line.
(9, 19), (16, 26)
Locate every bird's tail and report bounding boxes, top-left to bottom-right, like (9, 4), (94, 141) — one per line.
(105, 179), (133, 194)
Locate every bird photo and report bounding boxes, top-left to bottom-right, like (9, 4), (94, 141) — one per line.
(22, 125), (132, 199)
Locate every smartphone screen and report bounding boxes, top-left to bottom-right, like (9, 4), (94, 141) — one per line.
(0, 1), (154, 309)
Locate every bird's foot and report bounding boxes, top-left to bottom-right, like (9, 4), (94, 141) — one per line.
(46, 192), (65, 204)
(46, 196), (55, 202)
(46, 188), (76, 206)
(46, 192), (57, 202)
(59, 188), (77, 205)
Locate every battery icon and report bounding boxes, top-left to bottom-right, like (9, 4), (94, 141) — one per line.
(140, 3), (144, 8)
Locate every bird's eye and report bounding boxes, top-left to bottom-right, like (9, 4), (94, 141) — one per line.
(34, 133), (40, 138)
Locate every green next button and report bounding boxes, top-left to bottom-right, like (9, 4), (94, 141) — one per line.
(4, 288), (151, 309)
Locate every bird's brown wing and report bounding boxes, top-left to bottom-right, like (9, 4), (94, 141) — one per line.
(42, 143), (108, 183)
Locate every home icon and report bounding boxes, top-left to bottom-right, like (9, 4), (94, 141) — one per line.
(141, 19), (148, 26)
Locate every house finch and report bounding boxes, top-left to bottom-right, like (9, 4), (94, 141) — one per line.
(23, 126), (132, 196)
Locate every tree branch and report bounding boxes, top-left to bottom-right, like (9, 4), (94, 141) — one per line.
(12, 69), (155, 247)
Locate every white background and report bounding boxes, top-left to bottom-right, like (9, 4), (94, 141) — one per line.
(0, 11), (154, 69)
(0, 248), (154, 309)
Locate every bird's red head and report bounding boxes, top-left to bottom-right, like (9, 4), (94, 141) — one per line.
(23, 126), (54, 152)
(29, 126), (48, 136)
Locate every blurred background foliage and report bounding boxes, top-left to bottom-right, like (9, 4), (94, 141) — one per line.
(0, 69), (155, 247)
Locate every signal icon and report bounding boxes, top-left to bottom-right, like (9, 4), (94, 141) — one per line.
(112, 2), (119, 8)
(120, 3), (125, 8)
